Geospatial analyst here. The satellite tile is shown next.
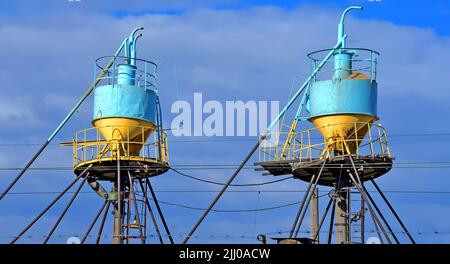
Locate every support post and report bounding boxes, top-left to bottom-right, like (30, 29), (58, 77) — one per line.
(113, 203), (122, 244)
(113, 158), (122, 244)
(327, 202), (336, 244)
(334, 187), (349, 244)
(360, 192), (365, 244)
(310, 188), (319, 243)
(313, 196), (333, 243)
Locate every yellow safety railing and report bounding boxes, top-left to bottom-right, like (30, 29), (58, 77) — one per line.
(72, 125), (169, 168)
(259, 122), (391, 162)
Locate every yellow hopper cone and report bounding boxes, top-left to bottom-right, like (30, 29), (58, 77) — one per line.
(310, 114), (377, 154)
(92, 117), (156, 156)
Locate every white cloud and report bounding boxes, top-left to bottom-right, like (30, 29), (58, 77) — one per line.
(43, 93), (77, 112)
(0, 96), (36, 123)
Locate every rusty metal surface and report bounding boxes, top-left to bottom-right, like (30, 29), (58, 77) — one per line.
(74, 159), (169, 181)
(255, 155), (393, 187)
(292, 155), (393, 186)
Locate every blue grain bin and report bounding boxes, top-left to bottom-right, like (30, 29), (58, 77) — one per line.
(91, 56), (158, 155)
(307, 48), (379, 153)
(92, 83), (157, 124)
(308, 78), (377, 119)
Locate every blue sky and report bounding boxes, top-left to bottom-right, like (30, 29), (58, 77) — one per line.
(0, 0), (450, 244)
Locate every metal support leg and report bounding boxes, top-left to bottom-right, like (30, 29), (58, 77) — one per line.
(182, 139), (263, 244)
(361, 182), (400, 243)
(0, 141), (50, 202)
(346, 155), (401, 244)
(289, 174), (316, 238)
(360, 191), (365, 244)
(294, 160), (327, 237)
(371, 209), (384, 244)
(371, 179), (416, 244)
(310, 188), (319, 243)
(96, 200), (111, 244)
(82, 200), (108, 244)
(139, 180), (164, 244)
(44, 174), (88, 244)
(347, 170), (392, 244)
(327, 202), (336, 244)
(11, 165), (92, 244)
(0, 55), (116, 203)
(146, 178), (174, 244)
(125, 189), (131, 244)
(345, 153), (395, 244)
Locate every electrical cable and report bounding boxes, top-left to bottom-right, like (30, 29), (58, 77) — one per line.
(2, 131), (450, 147)
(169, 167), (293, 186)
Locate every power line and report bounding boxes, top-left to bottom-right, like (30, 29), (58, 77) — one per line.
(2, 190), (450, 216)
(1, 131), (450, 147)
(3, 190), (450, 195)
(170, 167), (293, 186)
(155, 199), (300, 212)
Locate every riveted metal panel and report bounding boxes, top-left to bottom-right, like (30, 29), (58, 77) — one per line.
(93, 84), (157, 123)
(308, 78), (377, 119)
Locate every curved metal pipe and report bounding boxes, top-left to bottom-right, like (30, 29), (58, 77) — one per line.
(131, 26), (144, 39)
(128, 27), (144, 64)
(130, 34), (143, 66)
(135, 33), (143, 43)
(338, 6), (363, 48)
(340, 6), (363, 25)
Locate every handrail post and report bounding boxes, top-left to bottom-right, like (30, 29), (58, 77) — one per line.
(299, 133), (303, 159)
(83, 130), (86, 162)
(377, 124), (385, 155)
(383, 128), (391, 157)
(308, 130), (312, 161)
(370, 51), (375, 81)
(354, 122), (359, 156)
(368, 123), (375, 158)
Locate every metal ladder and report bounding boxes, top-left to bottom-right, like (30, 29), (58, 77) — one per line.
(122, 191), (148, 244)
